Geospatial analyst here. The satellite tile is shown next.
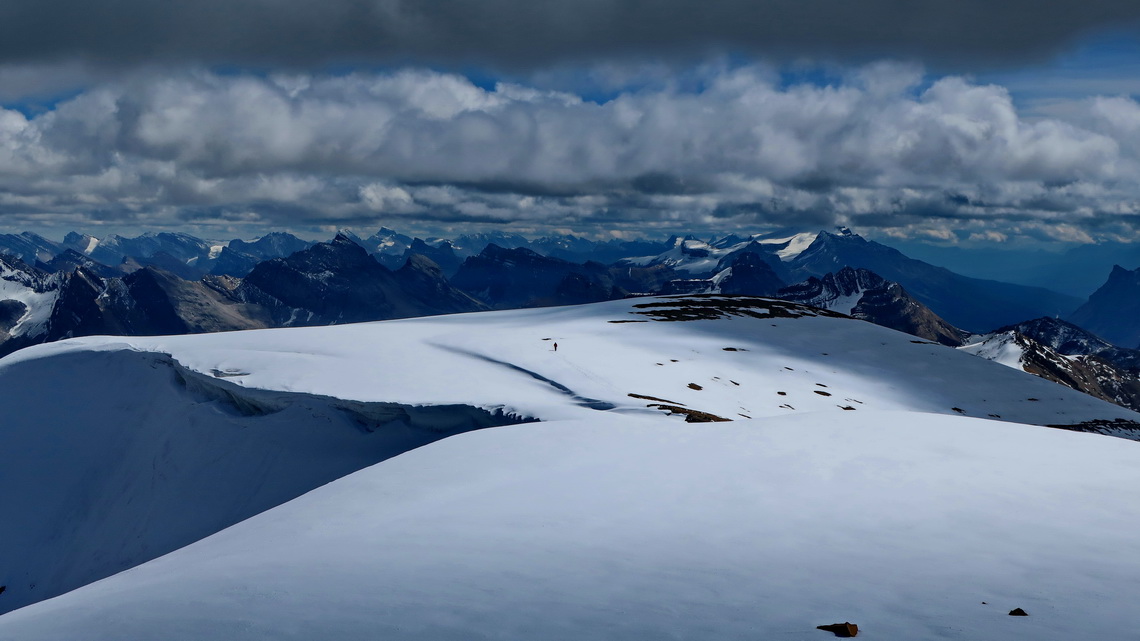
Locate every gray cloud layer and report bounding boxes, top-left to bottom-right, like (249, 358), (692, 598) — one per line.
(3, 64), (1140, 240)
(1, 0), (1139, 70)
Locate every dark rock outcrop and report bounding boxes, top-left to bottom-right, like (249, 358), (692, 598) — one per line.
(817, 622), (859, 637)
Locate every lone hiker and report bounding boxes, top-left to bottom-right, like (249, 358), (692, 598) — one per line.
(553, 342), (558, 352)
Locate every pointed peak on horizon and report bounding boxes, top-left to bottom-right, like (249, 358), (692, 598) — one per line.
(331, 231), (360, 245)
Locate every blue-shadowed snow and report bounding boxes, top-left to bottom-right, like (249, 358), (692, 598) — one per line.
(2, 413), (1140, 640)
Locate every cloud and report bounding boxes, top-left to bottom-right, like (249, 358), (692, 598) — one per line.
(2, 63), (1140, 239)
(968, 230), (1010, 243)
(0, 0), (1138, 72)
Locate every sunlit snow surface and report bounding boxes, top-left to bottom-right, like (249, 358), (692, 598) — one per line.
(2, 295), (1139, 639)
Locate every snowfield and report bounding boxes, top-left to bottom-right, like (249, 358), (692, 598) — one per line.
(1, 295), (1139, 639)
(620, 231), (817, 274)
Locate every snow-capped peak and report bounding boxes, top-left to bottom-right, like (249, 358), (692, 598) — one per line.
(620, 231), (824, 275)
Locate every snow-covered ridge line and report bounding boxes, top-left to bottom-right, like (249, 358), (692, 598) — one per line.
(20, 294), (1139, 431)
(173, 354), (538, 432)
(0, 346), (536, 616)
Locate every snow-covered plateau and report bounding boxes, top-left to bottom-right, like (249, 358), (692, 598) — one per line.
(2, 294), (1139, 639)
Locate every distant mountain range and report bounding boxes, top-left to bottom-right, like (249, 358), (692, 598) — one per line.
(893, 238), (1140, 299)
(5, 225), (1140, 412)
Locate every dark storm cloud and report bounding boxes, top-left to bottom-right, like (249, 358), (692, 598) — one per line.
(1, 0), (1139, 69)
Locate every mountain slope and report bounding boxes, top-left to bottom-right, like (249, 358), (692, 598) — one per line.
(237, 234), (483, 325)
(36, 249), (117, 278)
(0, 233), (62, 265)
(660, 251), (787, 297)
(1068, 265), (1140, 348)
(450, 244), (625, 308)
(89, 232), (212, 267)
(35, 266), (270, 345)
(228, 232), (313, 261)
(1006, 316), (1140, 372)
(960, 318), (1140, 412)
(778, 267), (966, 346)
(375, 238), (464, 276)
(789, 229), (1081, 332)
(0, 236), (486, 356)
(0, 255), (59, 347)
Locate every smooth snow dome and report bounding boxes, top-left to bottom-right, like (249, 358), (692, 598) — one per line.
(2, 295), (1139, 638)
(4, 414), (1140, 640)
